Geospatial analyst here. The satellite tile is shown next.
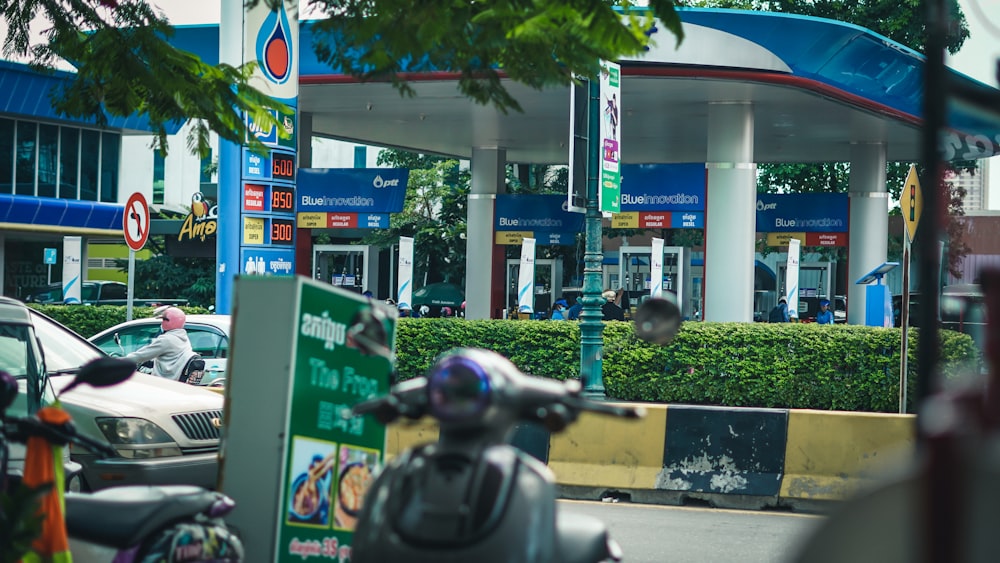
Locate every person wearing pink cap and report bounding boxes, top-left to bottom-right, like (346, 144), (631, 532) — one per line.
(125, 306), (194, 380)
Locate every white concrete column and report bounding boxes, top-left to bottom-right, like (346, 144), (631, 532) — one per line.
(847, 142), (888, 325)
(704, 102), (756, 322)
(467, 147), (505, 320)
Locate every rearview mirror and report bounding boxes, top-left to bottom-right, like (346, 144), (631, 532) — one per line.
(58, 357), (136, 396)
(634, 296), (682, 346)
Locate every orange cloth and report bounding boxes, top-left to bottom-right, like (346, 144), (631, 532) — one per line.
(21, 406), (72, 563)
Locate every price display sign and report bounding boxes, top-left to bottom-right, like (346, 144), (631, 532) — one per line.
(271, 218), (296, 245)
(273, 152), (296, 182)
(271, 185), (295, 214)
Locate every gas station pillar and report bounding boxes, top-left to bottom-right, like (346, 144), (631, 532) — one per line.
(846, 142), (888, 325)
(467, 147), (506, 320)
(703, 102), (756, 322)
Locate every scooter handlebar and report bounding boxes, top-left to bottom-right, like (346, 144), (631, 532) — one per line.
(2, 414), (117, 458)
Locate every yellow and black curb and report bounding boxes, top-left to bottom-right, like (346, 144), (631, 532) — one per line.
(386, 403), (916, 513)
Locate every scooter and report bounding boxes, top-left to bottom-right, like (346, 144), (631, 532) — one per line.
(0, 357), (244, 563)
(348, 296), (681, 563)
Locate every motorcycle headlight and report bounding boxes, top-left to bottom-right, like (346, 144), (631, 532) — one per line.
(95, 417), (181, 458)
(426, 355), (491, 423)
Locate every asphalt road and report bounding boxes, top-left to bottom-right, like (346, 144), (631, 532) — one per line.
(559, 500), (824, 563)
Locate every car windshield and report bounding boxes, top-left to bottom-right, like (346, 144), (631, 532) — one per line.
(0, 323), (40, 378)
(29, 310), (104, 373)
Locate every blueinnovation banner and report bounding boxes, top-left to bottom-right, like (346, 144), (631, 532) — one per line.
(756, 193), (849, 233)
(620, 163), (705, 212)
(495, 194), (585, 233)
(297, 168), (409, 213)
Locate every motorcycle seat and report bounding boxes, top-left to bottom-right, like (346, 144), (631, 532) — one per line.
(65, 485), (226, 549)
(556, 511), (620, 563)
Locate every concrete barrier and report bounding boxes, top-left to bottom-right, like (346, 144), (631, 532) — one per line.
(650, 405), (789, 509)
(780, 409), (915, 510)
(548, 403), (667, 495)
(381, 403), (915, 512)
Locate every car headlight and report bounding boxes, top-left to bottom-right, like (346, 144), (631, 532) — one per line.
(95, 417), (182, 458)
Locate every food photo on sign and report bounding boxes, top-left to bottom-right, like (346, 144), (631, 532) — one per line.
(334, 444), (379, 531)
(286, 436), (338, 528)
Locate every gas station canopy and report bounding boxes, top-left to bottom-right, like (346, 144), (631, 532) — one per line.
(173, 8), (1000, 165)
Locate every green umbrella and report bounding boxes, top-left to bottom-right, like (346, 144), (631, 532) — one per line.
(411, 282), (465, 308)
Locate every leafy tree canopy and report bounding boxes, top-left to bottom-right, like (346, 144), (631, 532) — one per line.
(3, 0), (685, 158)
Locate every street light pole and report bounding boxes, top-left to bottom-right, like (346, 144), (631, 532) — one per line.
(580, 78), (606, 398)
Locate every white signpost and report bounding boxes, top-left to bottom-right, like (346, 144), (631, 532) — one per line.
(62, 237), (82, 305)
(397, 236), (414, 309)
(650, 237), (665, 299)
(123, 192), (150, 321)
(517, 238), (536, 315)
(784, 238), (801, 320)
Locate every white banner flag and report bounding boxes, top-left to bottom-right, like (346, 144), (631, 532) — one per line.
(650, 237), (664, 298)
(785, 238), (801, 320)
(62, 236), (82, 304)
(517, 238), (536, 314)
(397, 237), (414, 309)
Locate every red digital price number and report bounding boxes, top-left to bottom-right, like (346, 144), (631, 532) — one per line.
(270, 218), (295, 245)
(272, 152), (295, 181)
(271, 186), (295, 212)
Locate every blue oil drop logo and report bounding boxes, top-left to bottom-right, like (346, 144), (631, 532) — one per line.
(256, 2), (293, 85)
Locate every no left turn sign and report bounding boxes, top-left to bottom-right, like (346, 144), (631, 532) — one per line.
(124, 192), (150, 251)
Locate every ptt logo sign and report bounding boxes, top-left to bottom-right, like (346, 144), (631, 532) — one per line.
(373, 175), (400, 188)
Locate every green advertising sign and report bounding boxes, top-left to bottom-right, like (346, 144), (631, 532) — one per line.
(275, 283), (395, 562)
(599, 61), (621, 214)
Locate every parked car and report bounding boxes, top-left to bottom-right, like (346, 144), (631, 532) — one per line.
(0, 296), (223, 491)
(22, 280), (187, 307)
(89, 315), (231, 387)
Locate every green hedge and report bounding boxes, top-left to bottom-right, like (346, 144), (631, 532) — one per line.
(34, 305), (980, 413)
(395, 319), (980, 414)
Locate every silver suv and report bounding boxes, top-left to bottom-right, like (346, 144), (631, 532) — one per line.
(1, 297), (223, 491)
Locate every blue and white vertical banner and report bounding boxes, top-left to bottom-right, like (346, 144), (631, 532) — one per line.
(397, 236), (414, 309)
(650, 237), (664, 298)
(785, 238), (801, 320)
(517, 238), (536, 314)
(62, 236), (82, 304)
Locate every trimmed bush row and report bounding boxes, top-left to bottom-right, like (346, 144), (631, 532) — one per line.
(36, 305), (979, 414)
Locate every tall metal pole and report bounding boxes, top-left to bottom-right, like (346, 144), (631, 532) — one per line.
(580, 79), (606, 397)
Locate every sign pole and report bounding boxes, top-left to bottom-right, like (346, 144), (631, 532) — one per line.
(899, 164), (922, 413)
(123, 192), (150, 322)
(900, 239), (910, 413)
(127, 250), (136, 321)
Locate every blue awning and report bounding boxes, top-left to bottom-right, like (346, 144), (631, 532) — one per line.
(0, 194), (123, 233)
(0, 60), (178, 134)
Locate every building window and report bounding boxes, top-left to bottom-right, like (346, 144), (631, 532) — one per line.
(15, 121), (36, 196)
(199, 149), (213, 184)
(100, 132), (119, 203)
(153, 151), (165, 204)
(37, 124), (58, 198)
(59, 127), (79, 199)
(79, 129), (99, 201)
(0, 118), (13, 194)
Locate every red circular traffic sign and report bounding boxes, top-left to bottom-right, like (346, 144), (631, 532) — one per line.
(123, 192), (150, 251)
